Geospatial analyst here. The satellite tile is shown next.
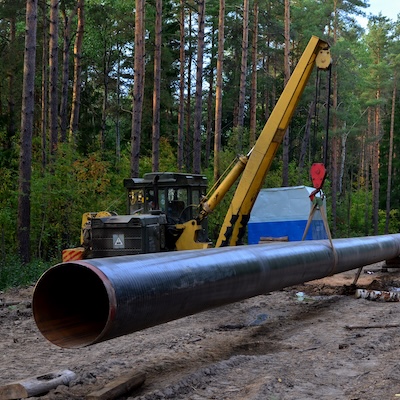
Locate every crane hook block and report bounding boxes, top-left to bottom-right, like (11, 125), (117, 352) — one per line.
(310, 163), (326, 190)
(315, 48), (331, 70)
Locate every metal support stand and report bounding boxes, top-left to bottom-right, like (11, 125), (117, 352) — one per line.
(352, 266), (363, 285)
(301, 193), (338, 276)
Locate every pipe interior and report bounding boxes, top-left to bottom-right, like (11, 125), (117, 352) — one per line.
(32, 263), (110, 348)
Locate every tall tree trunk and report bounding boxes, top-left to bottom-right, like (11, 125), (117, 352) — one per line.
(339, 129), (349, 196)
(49, 0), (59, 155)
(18, 0), (38, 264)
(205, 23), (215, 167)
(152, 0), (162, 172)
(298, 100), (315, 183)
(282, 0), (290, 186)
(193, 0), (205, 174)
(41, 1), (48, 170)
(7, 17), (16, 144)
(214, 0), (224, 182)
(131, 0), (145, 177)
(60, 2), (78, 142)
(249, 0), (258, 148)
(372, 102), (381, 235)
(331, 0), (340, 236)
(100, 50), (110, 152)
(262, 40), (271, 121)
(184, 8), (193, 172)
(69, 0), (85, 143)
(236, 0), (249, 142)
(116, 43), (121, 165)
(386, 77), (396, 233)
(364, 109), (372, 236)
(331, 135), (339, 236)
(177, 0), (185, 171)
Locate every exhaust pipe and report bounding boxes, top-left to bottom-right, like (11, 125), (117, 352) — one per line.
(32, 234), (400, 348)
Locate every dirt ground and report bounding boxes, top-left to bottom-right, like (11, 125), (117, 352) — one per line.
(1, 263), (400, 400)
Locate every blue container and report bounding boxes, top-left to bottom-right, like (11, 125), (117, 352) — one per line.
(248, 186), (328, 244)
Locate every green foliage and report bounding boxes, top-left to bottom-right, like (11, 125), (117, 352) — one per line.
(348, 188), (372, 237)
(0, 168), (18, 256)
(207, 190), (234, 244)
(26, 139), (176, 263)
(138, 137), (178, 173)
(378, 209), (400, 235)
(30, 144), (128, 261)
(0, 256), (51, 291)
(291, 0), (331, 45)
(202, 149), (240, 244)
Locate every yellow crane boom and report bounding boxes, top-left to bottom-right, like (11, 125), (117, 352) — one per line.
(216, 35), (331, 247)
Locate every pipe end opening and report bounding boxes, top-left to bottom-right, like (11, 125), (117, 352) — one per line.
(33, 263), (111, 348)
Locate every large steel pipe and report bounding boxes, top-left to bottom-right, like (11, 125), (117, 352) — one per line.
(33, 234), (400, 348)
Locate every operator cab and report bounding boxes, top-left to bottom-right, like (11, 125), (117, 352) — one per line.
(83, 173), (208, 259)
(124, 172), (208, 224)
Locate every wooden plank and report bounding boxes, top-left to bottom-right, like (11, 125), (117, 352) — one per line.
(345, 323), (400, 331)
(259, 236), (288, 243)
(0, 370), (76, 400)
(86, 371), (146, 400)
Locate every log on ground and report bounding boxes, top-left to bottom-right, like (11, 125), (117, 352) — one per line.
(0, 369), (76, 399)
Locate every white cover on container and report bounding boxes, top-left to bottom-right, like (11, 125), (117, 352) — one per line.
(249, 186), (326, 223)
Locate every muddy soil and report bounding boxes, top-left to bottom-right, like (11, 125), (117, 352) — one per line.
(1, 264), (400, 400)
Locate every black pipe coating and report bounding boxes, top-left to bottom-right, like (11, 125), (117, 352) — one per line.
(32, 234), (400, 348)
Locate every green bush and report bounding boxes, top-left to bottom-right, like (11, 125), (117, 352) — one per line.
(0, 256), (51, 290)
